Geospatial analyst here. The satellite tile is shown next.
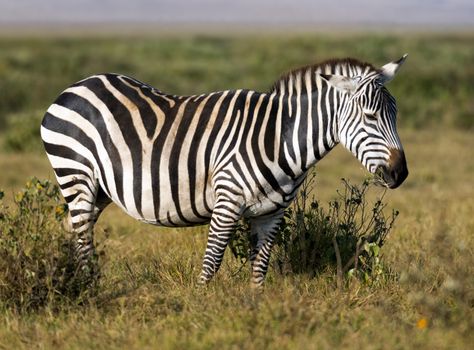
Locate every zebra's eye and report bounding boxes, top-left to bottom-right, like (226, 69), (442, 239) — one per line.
(374, 79), (384, 88)
(365, 113), (377, 120)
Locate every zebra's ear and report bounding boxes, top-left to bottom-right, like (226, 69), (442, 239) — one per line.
(378, 54), (408, 84)
(320, 74), (361, 94)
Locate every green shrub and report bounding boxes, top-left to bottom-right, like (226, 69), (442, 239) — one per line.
(230, 176), (399, 287)
(0, 178), (102, 311)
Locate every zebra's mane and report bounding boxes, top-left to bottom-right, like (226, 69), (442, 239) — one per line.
(270, 58), (378, 93)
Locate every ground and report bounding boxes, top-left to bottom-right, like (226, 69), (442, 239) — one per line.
(0, 128), (472, 349)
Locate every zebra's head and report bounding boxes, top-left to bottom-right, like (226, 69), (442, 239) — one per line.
(323, 55), (409, 189)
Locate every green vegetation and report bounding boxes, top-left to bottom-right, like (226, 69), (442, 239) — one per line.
(0, 178), (100, 311)
(231, 176), (398, 288)
(0, 33), (473, 349)
(0, 33), (473, 152)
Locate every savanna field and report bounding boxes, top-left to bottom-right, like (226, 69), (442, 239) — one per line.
(0, 33), (473, 349)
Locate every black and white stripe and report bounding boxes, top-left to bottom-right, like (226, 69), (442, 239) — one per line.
(41, 55), (408, 288)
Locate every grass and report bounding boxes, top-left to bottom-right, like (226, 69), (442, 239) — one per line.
(0, 127), (473, 349)
(0, 33), (473, 349)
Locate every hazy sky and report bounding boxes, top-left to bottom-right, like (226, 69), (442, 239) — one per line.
(0, 0), (473, 28)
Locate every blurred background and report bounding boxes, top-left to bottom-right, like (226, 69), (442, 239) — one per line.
(1, 0), (474, 30)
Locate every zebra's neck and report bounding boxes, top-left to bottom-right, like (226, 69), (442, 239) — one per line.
(275, 74), (342, 177)
(269, 58), (377, 177)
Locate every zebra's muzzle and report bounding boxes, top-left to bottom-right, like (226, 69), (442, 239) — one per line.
(377, 149), (408, 189)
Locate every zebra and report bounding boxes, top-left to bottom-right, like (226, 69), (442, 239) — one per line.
(40, 55), (408, 289)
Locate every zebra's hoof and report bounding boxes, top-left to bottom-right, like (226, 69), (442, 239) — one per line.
(197, 275), (211, 287)
(250, 281), (264, 293)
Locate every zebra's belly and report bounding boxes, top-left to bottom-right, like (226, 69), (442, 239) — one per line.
(243, 195), (284, 218)
(241, 176), (302, 218)
(108, 182), (214, 228)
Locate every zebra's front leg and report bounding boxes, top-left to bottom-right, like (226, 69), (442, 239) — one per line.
(199, 199), (241, 284)
(249, 213), (284, 289)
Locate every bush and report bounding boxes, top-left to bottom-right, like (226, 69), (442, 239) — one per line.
(230, 175), (399, 287)
(0, 178), (102, 311)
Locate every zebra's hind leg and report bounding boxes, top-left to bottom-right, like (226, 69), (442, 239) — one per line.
(61, 177), (110, 287)
(199, 198), (242, 285)
(249, 213), (284, 290)
(74, 188), (110, 271)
